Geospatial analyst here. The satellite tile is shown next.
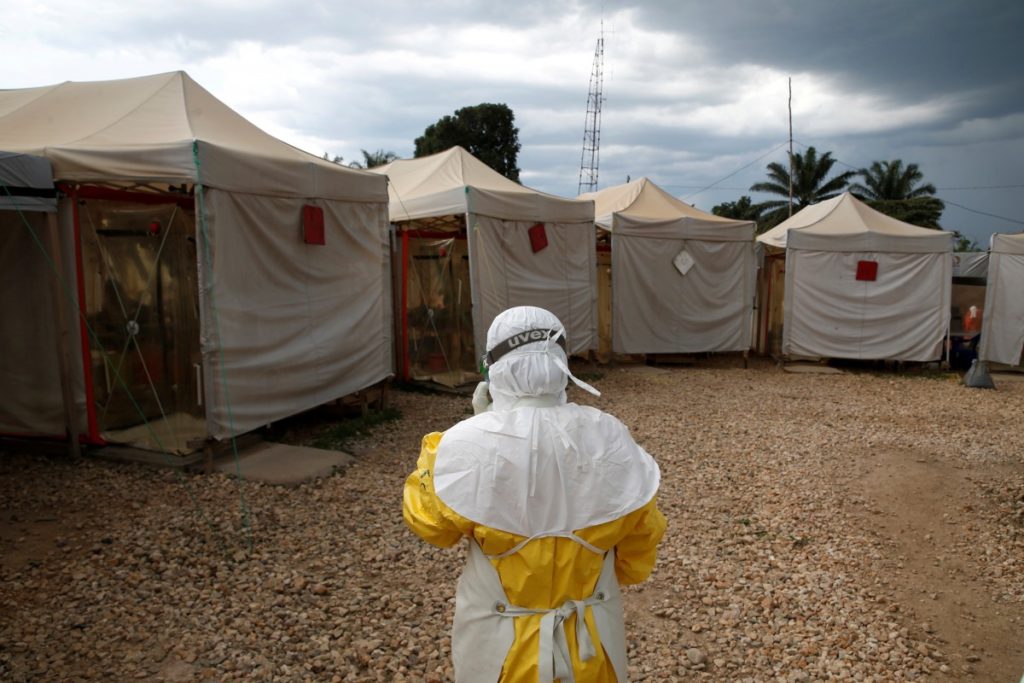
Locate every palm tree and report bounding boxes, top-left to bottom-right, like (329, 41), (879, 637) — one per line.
(849, 160), (935, 200)
(850, 160), (944, 228)
(750, 146), (856, 229)
(348, 149), (399, 169)
(711, 195), (762, 223)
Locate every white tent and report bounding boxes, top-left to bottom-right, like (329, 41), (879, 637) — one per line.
(580, 177), (755, 354)
(0, 72), (391, 452)
(0, 152), (56, 212)
(757, 193), (953, 361)
(952, 251), (989, 279)
(373, 147), (596, 382)
(979, 233), (1024, 365)
(0, 152), (79, 441)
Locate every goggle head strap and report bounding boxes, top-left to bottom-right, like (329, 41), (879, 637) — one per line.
(482, 328), (566, 367)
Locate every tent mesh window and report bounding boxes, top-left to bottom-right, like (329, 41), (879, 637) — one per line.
(404, 234), (476, 385)
(79, 198), (205, 452)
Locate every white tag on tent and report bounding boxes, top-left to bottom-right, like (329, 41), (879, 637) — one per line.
(673, 248), (695, 276)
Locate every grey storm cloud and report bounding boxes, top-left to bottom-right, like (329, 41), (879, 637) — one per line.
(589, 0), (1024, 116)
(4, 0), (1023, 243)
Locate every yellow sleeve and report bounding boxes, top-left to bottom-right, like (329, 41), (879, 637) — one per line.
(402, 431), (470, 548)
(614, 497), (667, 585)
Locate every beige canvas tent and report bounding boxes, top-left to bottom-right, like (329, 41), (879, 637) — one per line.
(0, 152), (82, 445)
(979, 232), (1024, 366)
(580, 177), (755, 354)
(0, 72), (392, 454)
(372, 147), (596, 385)
(756, 193), (953, 361)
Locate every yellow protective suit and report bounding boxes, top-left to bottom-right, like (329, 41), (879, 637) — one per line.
(404, 431), (667, 682)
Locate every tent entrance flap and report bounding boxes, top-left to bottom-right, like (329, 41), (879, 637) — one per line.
(79, 196), (205, 453)
(403, 233), (477, 386)
(0, 211), (69, 436)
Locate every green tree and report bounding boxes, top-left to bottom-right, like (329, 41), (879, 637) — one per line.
(348, 149), (399, 169)
(414, 103), (521, 181)
(952, 231), (978, 252)
(750, 146), (856, 229)
(860, 197), (946, 229)
(849, 159), (945, 228)
(849, 159), (936, 200)
(712, 195), (762, 224)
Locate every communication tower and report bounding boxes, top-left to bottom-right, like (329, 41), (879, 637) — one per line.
(578, 27), (605, 195)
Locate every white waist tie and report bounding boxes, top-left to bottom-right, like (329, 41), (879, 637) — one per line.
(450, 533), (627, 683)
(496, 590), (608, 682)
(486, 531), (611, 683)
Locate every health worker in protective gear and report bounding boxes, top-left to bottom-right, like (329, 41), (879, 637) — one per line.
(403, 306), (666, 682)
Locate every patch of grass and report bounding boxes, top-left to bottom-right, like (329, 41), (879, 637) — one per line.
(310, 407), (402, 451)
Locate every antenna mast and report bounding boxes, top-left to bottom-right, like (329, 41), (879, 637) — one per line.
(788, 77), (794, 216)
(578, 25), (605, 195)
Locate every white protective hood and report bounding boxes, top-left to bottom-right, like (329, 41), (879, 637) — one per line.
(433, 307), (659, 536)
(979, 232), (1024, 365)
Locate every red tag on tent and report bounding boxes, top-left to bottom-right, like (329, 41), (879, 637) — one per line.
(303, 205), (325, 245)
(528, 223), (548, 253)
(856, 260), (878, 281)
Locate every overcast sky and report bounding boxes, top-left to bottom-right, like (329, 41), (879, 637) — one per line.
(4, 0), (1022, 245)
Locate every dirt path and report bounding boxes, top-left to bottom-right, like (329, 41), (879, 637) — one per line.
(848, 448), (1023, 680)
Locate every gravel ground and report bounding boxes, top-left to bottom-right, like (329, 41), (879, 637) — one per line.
(2, 359), (1022, 682)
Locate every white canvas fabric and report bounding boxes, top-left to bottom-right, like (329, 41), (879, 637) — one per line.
(952, 251), (989, 279)
(375, 147), (592, 224)
(0, 73), (384, 201)
(979, 233), (1024, 365)
(0, 73), (391, 443)
(434, 306), (659, 536)
(582, 177), (753, 241)
(200, 191), (392, 437)
(758, 193), (952, 253)
(613, 236), (754, 353)
(373, 147), (597, 357)
(0, 152), (56, 212)
(0, 155), (84, 437)
(0, 212), (67, 434)
(469, 215), (596, 357)
(757, 194), (953, 361)
(783, 250), (952, 361)
(580, 178), (755, 354)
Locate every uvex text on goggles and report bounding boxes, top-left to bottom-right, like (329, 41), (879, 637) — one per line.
(481, 328), (566, 369)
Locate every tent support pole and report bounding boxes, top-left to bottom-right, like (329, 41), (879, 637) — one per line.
(69, 190), (102, 444)
(401, 229), (410, 382)
(46, 212), (80, 457)
(761, 254), (774, 355)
